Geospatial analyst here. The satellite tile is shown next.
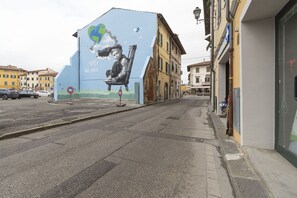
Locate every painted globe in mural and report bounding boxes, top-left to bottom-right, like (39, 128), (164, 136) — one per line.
(88, 24), (106, 43)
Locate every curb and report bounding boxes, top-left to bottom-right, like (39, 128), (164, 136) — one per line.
(0, 105), (143, 141)
(209, 112), (271, 198)
(0, 98), (183, 141)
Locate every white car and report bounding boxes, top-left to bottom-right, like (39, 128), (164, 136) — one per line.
(36, 90), (52, 97)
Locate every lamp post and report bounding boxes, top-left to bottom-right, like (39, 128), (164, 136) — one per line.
(193, 5), (215, 111)
(193, 7), (202, 24)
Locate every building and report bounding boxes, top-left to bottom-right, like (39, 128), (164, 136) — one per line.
(203, 0), (297, 167)
(170, 34), (183, 99)
(55, 8), (186, 104)
(187, 61), (211, 95)
(20, 68), (57, 91)
(26, 70), (39, 90)
(0, 65), (57, 90)
(180, 84), (190, 95)
(0, 65), (24, 89)
(38, 69), (58, 91)
(19, 71), (28, 89)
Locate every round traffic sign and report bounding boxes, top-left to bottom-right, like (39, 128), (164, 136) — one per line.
(118, 89), (122, 97)
(67, 86), (75, 95)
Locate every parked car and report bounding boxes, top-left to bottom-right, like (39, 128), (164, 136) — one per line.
(18, 90), (39, 99)
(36, 90), (51, 97)
(0, 88), (19, 100)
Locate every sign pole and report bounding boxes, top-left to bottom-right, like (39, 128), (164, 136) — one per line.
(67, 86), (75, 101)
(117, 86), (125, 107)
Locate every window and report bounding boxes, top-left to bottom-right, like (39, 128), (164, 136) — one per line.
(158, 80), (161, 96)
(31, 78), (34, 80)
(217, 0), (222, 27)
(175, 64), (178, 73)
(195, 77), (200, 83)
(166, 62), (169, 74)
(158, 32), (163, 47)
(205, 75), (210, 82)
(12, 82), (15, 86)
(11, 75), (16, 78)
(27, 78), (29, 80)
(4, 81), (8, 85)
(158, 56), (163, 71)
(196, 67), (200, 73)
(166, 42), (169, 52)
(3, 74), (9, 78)
(207, 67), (210, 72)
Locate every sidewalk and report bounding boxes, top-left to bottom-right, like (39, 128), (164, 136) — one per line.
(210, 112), (297, 198)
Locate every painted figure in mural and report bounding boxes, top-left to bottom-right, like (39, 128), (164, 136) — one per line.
(103, 44), (128, 84)
(97, 43), (137, 91)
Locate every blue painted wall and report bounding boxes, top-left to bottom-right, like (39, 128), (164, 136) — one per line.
(55, 51), (79, 100)
(55, 8), (157, 104)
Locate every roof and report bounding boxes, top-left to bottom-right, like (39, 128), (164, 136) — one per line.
(39, 72), (58, 77)
(187, 61), (211, 72)
(73, 7), (156, 38)
(28, 68), (56, 73)
(72, 8), (186, 55)
(157, 13), (186, 55)
(0, 65), (25, 71)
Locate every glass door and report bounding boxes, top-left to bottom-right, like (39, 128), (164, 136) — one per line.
(276, 2), (297, 165)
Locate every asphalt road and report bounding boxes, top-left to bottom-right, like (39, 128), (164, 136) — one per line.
(0, 96), (234, 197)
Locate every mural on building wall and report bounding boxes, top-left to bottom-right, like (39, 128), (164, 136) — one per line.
(55, 8), (157, 103)
(87, 23), (137, 91)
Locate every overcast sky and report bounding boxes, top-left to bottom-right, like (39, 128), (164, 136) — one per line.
(0, 0), (209, 83)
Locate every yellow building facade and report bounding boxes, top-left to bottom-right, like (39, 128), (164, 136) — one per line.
(204, 0), (245, 143)
(231, 0), (246, 142)
(38, 69), (57, 91)
(0, 66), (58, 91)
(0, 65), (23, 89)
(156, 16), (171, 101)
(154, 15), (185, 102)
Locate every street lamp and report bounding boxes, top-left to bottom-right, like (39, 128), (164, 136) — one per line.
(193, 7), (202, 24)
(193, 4), (215, 113)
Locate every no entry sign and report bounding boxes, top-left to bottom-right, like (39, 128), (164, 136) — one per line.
(67, 86), (74, 95)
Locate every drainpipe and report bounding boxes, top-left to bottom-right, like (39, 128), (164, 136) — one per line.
(226, 0), (234, 135)
(211, 0), (215, 112)
(78, 37), (81, 92)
